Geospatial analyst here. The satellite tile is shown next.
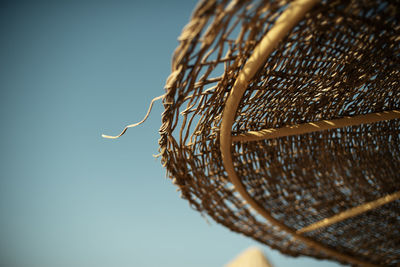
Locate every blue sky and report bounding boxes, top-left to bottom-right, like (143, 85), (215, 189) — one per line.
(0, 1), (344, 266)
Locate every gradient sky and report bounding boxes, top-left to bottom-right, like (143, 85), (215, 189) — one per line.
(0, 1), (344, 267)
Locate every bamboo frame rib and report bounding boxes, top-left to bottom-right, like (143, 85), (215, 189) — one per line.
(219, 0), (376, 266)
(232, 110), (400, 142)
(297, 191), (400, 234)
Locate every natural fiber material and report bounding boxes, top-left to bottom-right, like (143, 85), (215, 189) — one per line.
(159, 0), (400, 266)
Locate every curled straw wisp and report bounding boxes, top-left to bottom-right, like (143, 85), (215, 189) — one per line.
(102, 94), (165, 139)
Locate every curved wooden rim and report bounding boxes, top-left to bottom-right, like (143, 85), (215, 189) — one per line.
(219, 0), (376, 266)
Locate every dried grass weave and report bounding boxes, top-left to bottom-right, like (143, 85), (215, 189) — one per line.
(159, 0), (400, 266)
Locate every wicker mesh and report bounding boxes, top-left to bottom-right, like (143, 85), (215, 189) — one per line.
(159, 0), (400, 265)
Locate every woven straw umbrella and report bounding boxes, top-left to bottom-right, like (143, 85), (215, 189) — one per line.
(157, 0), (400, 266)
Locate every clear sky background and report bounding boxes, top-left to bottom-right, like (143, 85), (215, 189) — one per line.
(0, 1), (345, 267)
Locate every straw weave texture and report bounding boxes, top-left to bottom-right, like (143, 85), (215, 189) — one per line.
(159, 0), (400, 265)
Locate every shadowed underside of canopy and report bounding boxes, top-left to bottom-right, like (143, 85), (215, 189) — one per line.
(159, 0), (400, 266)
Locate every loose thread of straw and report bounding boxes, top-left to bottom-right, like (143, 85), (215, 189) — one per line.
(152, 153), (162, 158)
(102, 94), (165, 139)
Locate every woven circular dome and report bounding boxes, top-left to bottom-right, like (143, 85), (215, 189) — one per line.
(159, 0), (400, 266)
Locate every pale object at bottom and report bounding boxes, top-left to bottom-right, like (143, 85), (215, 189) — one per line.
(225, 247), (273, 267)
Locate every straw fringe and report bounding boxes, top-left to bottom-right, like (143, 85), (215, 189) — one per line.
(102, 94), (165, 139)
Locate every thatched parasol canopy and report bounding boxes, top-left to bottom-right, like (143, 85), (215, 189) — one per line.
(159, 0), (400, 266)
